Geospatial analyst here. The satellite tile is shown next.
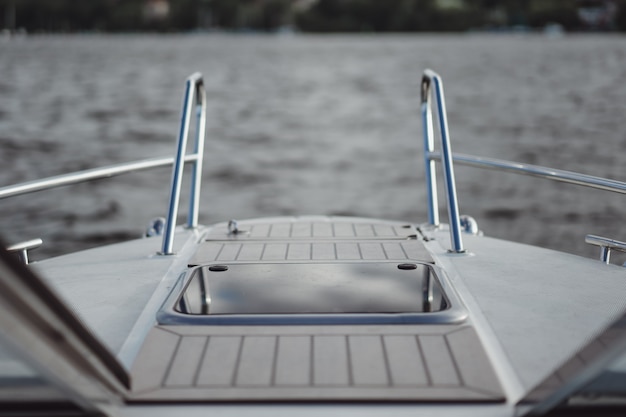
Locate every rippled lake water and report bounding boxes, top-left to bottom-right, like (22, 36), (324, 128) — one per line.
(0, 34), (624, 261)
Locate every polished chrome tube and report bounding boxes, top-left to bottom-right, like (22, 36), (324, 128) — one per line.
(421, 101), (439, 226)
(161, 73), (206, 255)
(427, 152), (626, 195)
(1, 73), (206, 257)
(187, 81), (207, 229)
(585, 235), (626, 264)
(421, 68), (626, 255)
(421, 70), (465, 253)
(0, 156), (197, 200)
(6, 238), (43, 264)
(161, 75), (195, 254)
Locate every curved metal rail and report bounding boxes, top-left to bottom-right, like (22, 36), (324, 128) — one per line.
(0, 73), (207, 257)
(6, 238), (43, 264)
(427, 152), (626, 195)
(585, 235), (626, 264)
(421, 69), (626, 258)
(0, 156), (197, 199)
(161, 72), (206, 255)
(421, 69), (465, 253)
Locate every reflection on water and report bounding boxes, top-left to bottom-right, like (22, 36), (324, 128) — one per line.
(0, 34), (624, 260)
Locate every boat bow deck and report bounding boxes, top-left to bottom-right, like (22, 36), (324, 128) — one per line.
(127, 217), (504, 403)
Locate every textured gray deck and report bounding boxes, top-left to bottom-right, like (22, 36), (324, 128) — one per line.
(206, 220), (416, 240)
(189, 240), (434, 265)
(130, 325), (504, 402)
(131, 218), (503, 403)
(190, 219), (433, 266)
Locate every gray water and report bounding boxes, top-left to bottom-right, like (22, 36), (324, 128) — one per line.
(0, 34), (625, 261)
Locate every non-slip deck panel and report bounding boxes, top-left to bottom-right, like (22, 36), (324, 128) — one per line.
(189, 240), (433, 266)
(205, 221), (416, 240)
(190, 219), (434, 266)
(129, 325), (504, 402)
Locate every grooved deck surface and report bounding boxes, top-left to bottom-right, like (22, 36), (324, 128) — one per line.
(190, 219), (433, 266)
(131, 218), (502, 403)
(206, 221), (414, 240)
(130, 325), (504, 402)
(189, 241), (433, 266)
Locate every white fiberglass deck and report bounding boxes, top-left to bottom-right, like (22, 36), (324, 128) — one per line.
(30, 216), (626, 411)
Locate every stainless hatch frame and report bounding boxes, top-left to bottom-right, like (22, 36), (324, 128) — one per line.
(158, 262), (468, 326)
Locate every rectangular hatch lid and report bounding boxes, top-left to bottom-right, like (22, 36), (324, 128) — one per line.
(179, 262), (445, 315)
(160, 262), (468, 325)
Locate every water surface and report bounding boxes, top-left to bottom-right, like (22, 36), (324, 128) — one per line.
(0, 34), (624, 261)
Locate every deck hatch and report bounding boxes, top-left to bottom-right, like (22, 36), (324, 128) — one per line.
(159, 263), (467, 325)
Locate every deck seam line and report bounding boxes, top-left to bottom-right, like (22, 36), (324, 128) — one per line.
(160, 335), (182, 387)
(380, 335), (393, 387)
(214, 243), (225, 262)
(346, 335), (354, 386)
(192, 336), (210, 387)
(270, 335), (279, 387)
(444, 333), (465, 386)
(231, 336), (245, 387)
(415, 335), (433, 387)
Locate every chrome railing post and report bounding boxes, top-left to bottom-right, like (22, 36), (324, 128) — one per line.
(187, 80), (206, 229)
(421, 70), (465, 253)
(6, 238), (43, 264)
(161, 73), (205, 255)
(421, 78), (439, 227)
(585, 235), (626, 265)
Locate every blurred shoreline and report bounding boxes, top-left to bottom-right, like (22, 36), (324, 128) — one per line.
(2, 0), (626, 34)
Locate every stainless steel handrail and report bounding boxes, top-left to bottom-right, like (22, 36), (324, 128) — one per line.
(0, 156), (197, 199)
(585, 235), (626, 264)
(421, 69), (466, 253)
(0, 73), (207, 257)
(427, 152), (626, 195)
(6, 238), (43, 264)
(421, 69), (626, 259)
(161, 72), (206, 255)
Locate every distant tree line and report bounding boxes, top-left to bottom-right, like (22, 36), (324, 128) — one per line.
(2, 0), (626, 33)
(0, 0), (205, 32)
(296, 0), (626, 32)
